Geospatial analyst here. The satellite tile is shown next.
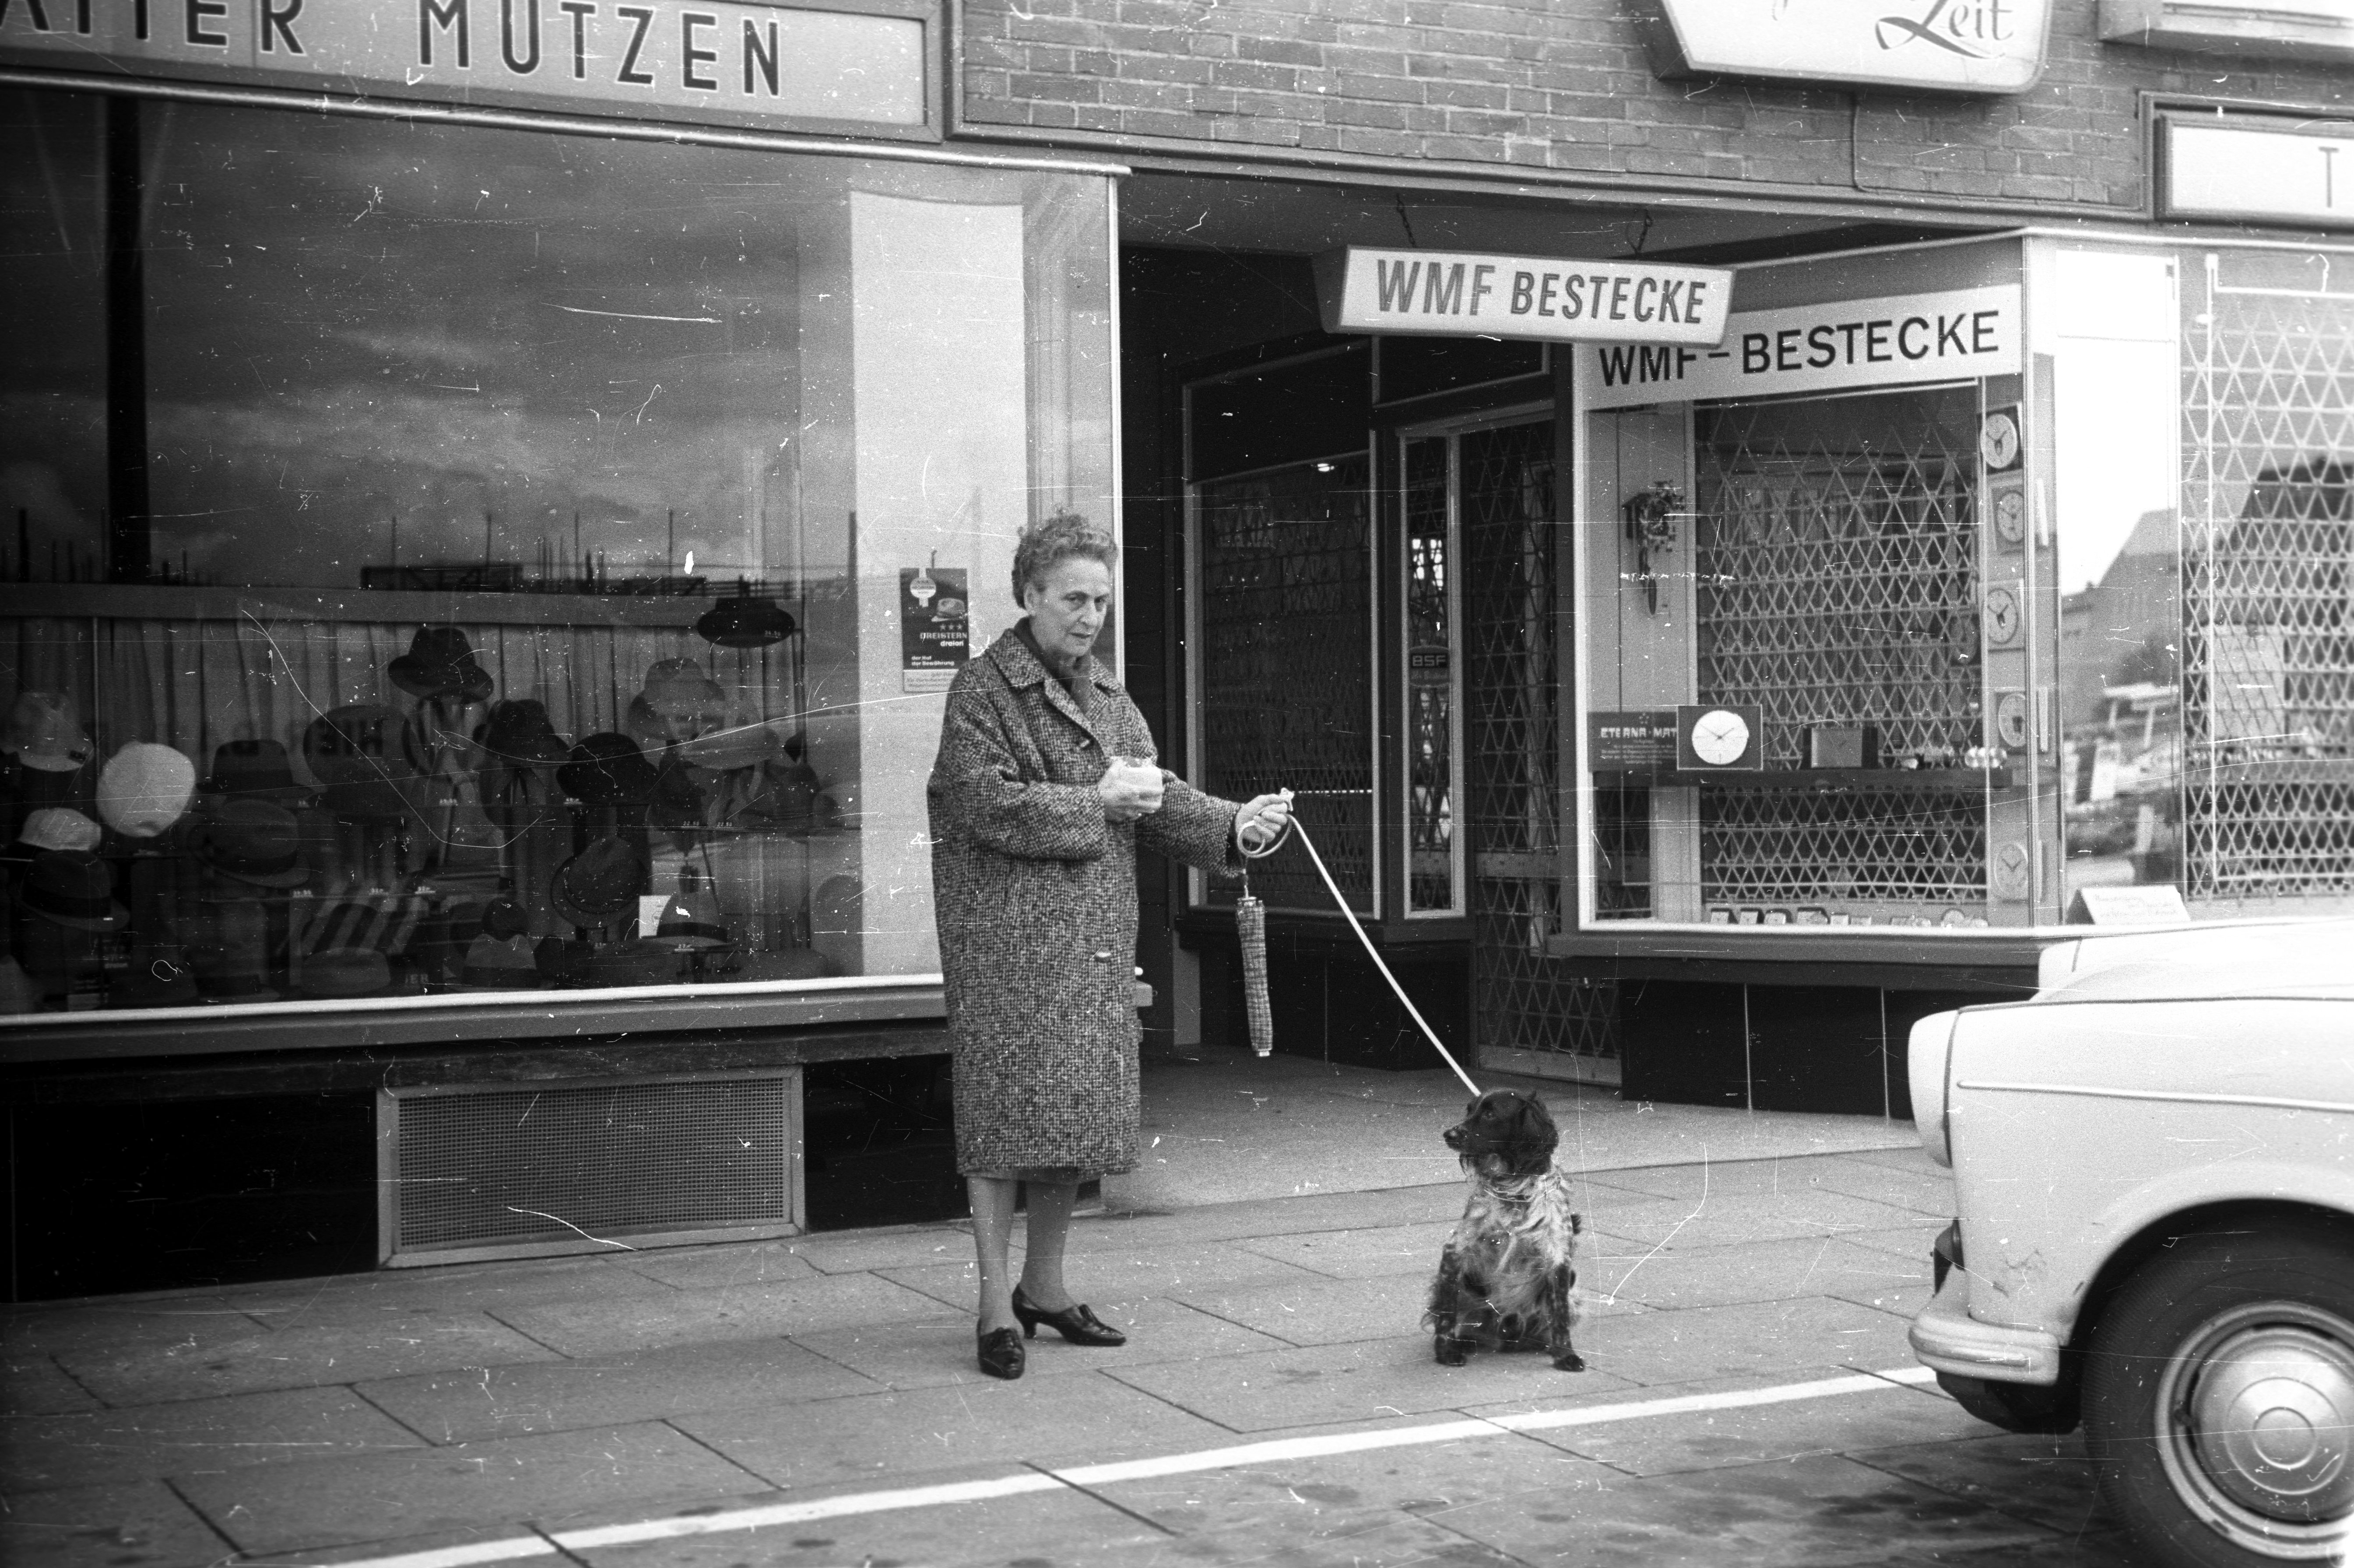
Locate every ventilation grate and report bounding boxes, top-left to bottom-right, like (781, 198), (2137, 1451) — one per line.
(389, 1076), (792, 1257)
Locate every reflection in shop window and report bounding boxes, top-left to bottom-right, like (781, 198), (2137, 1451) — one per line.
(0, 91), (1114, 1013)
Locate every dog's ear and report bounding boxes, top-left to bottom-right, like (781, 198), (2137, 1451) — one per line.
(1508, 1094), (1560, 1172)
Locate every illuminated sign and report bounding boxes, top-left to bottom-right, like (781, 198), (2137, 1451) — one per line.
(0, 0), (929, 130)
(1639, 0), (2054, 95)
(2162, 117), (2354, 230)
(1580, 284), (2022, 409)
(1315, 247), (1733, 346)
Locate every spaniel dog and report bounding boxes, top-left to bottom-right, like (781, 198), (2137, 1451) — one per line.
(1425, 1089), (1586, 1372)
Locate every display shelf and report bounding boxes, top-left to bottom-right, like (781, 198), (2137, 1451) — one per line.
(1694, 768), (2013, 792)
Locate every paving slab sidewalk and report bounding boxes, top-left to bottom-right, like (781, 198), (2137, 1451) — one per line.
(1, 1058), (2130, 1568)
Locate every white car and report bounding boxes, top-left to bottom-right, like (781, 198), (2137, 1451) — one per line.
(1907, 918), (2354, 1568)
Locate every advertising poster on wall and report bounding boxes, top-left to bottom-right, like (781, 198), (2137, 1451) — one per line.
(900, 566), (970, 693)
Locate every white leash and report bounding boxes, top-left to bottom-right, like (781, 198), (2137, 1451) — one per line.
(1241, 790), (1482, 1098)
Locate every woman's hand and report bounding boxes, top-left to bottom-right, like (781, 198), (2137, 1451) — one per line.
(1236, 792), (1293, 852)
(1097, 758), (1166, 823)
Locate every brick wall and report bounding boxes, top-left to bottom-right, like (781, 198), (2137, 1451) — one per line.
(956, 0), (2350, 218)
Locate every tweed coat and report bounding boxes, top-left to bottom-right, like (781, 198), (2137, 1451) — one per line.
(928, 627), (1241, 1176)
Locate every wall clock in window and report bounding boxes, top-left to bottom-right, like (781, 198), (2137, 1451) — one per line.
(1994, 488), (2027, 546)
(1982, 585), (2021, 648)
(1995, 690), (2030, 751)
(1674, 703), (1764, 771)
(1981, 407), (2022, 473)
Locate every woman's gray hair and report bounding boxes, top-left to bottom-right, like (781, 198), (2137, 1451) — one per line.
(1011, 509), (1117, 606)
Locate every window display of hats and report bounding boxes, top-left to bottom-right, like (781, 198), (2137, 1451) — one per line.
(182, 897), (276, 1001)
(191, 800), (312, 889)
(548, 834), (648, 933)
(558, 733), (659, 808)
(625, 657), (728, 750)
(97, 743), (198, 839)
(676, 719), (782, 773)
(474, 699), (571, 771)
(386, 625), (495, 703)
(694, 580), (797, 649)
(203, 739), (313, 807)
(654, 863), (729, 949)
(17, 807), (102, 856)
(21, 849), (128, 932)
(457, 894), (541, 990)
(0, 691), (94, 775)
(305, 704), (414, 821)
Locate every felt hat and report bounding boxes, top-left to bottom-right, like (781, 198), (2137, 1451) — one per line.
(474, 699), (570, 767)
(304, 704), (410, 786)
(190, 799), (310, 888)
(204, 739), (308, 803)
(1, 691), (94, 773)
(548, 835), (647, 928)
(457, 932), (542, 990)
(678, 722), (782, 772)
(533, 933), (594, 983)
(649, 747), (706, 829)
(97, 743), (197, 838)
(301, 946), (394, 999)
(695, 584), (796, 649)
(479, 895), (531, 940)
(557, 733), (657, 806)
(387, 625), (494, 702)
(18, 807), (102, 854)
(653, 865), (729, 949)
(21, 850), (127, 932)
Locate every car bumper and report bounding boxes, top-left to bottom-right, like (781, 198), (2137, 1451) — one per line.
(1908, 1260), (2063, 1386)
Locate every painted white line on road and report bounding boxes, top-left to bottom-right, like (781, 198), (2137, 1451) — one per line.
(294, 1365), (1946, 1568)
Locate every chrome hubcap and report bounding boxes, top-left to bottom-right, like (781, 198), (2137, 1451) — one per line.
(2160, 1301), (2354, 1556)
(2190, 1326), (2354, 1520)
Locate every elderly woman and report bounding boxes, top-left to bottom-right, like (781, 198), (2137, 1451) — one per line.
(928, 511), (1290, 1380)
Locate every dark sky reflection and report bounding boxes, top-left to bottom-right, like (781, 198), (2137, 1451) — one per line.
(142, 105), (824, 589)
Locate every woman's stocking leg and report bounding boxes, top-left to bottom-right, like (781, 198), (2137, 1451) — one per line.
(966, 1175), (1020, 1334)
(1016, 1180), (1079, 1312)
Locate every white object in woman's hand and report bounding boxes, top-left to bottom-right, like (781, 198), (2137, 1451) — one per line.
(1236, 792), (1292, 850)
(1098, 758), (1165, 823)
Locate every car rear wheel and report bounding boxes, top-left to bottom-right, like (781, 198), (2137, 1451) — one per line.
(2083, 1224), (2354, 1565)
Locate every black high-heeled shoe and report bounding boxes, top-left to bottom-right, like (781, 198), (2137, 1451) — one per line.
(1011, 1285), (1128, 1347)
(976, 1324), (1026, 1380)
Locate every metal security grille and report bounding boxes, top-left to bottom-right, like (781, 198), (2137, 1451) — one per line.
(1693, 388), (1986, 912)
(2183, 257), (2354, 911)
(1464, 419), (1618, 1068)
(388, 1076), (792, 1257)
(1196, 456), (1376, 912)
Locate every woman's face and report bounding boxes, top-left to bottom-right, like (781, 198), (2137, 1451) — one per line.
(1022, 555), (1113, 667)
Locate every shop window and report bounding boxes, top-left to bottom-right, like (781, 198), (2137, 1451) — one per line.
(1188, 438), (1376, 916)
(0, 90), (1114, 1015)
(2181, 248), (2354, 915)
(1579, 385), (2011, 930)
(2053, 249), (2184, 911)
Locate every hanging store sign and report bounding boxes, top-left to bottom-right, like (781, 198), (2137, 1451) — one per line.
(1580, 284), (2021, 410)
(1638, 0), (2054, 95)
(1314, 248), (1734, 346)
(0, 0), (929, 130)
(2161, 117), (2354, 230)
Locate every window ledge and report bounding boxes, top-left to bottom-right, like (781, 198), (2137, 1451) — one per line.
(0, 979), (947, 1064)
(2099, 0), (2354, 64)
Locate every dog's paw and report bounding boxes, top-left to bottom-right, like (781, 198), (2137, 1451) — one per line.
(1551, 1351), (1587, 1372)
(1433, 1335), (1470, 1367)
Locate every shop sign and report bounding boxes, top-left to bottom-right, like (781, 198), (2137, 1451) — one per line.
(1408, 645), (1451, 688)
(0, 0), (928, 129)
(900, 565), (968, 694)
(2161, 118), (2354, 230)
(1580, 284), (2021, 410)
(1640, 0), (2053, 95)
(1588, 710), (1679, 776)
(1315, 247), (1733, 347)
